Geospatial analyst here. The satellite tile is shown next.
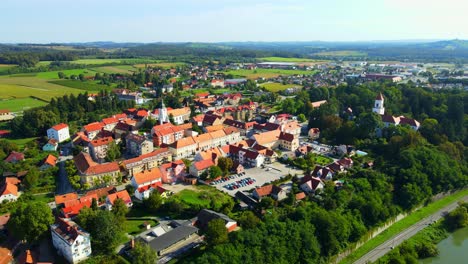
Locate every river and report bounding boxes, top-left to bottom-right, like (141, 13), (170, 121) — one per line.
(419, 227), (468, 264)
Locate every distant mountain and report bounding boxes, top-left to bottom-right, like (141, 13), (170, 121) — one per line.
(413, 39), (468, 50)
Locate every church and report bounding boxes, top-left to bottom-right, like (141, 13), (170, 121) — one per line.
(372, 93), (420, 131)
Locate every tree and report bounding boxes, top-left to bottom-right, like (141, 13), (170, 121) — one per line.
(131, 241), (157, 264)
(91, 198), (99, 211)
(57, 72), (65, 79)
(144, 191), (162, 213)
(237, 211), (260, 229)
(112, 198), (129, 224)
(106, 141), (121, 162)
(209, 166), (223, 179)
(444, 204), (468, 231)
(217, 157), (233, 175)
(297, 113), (307, 122)
(205, 218), (228, 246)
(23, 167), (40, 189)
(7, 202), (54, 243)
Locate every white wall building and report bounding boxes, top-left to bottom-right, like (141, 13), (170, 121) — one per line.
(47, 123), (70, 143)
(51, 218), (92, 264)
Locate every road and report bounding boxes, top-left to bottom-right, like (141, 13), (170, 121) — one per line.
(56, 155), (75, 195)
(354, 195), (468, 264)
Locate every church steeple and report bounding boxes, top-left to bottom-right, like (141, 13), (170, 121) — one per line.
(159, 98), (168, 124)
(372, 93), (385, 115)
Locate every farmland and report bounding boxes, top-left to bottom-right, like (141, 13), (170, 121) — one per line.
(133, 62), (187, 69)
(48, 80), (114, 92)
(36, 69), (99, 79)
(222, 68), (316, 79)
(92, 65), (136, 74)
(0, 98), (47, 112)
(260, 82), (302, 92)
(314, 50), (367, 57)
(0, 64), (16, 73)
(260, 57), (323, 62)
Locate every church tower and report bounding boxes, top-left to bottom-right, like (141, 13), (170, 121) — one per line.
(372, 93), (385, 115)
(159, 98), (168, 124)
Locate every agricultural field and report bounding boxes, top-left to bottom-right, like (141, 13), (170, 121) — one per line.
(48, 80), (114, 92)
(314, 50), (367, 57)
(92, 65), (137, 74)
(0, 97), (47, 112)
(260, 82), (302, 92)
(36, 69), (99, 79)
(0, 64), (17, 73)
(222, 68), (316, 79)
(260, 57), (323, 63)
(133, 62), (186, 69)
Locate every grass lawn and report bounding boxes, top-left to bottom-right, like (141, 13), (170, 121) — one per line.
(177, 189), (211, 207)
(315, 155), (333, 166)
(314, 50), (367, 57)
(0, 64), (16, 73)
(48, 79), (113, 92)
(260, 83), (302, 92)
(222, 68), (316, 79)
(6, 137), (38, 149)
(339, 189), (468, 264)
(0, 97), (47, 112)
(259, 57), (322, 62)
(125, 219), (158, 235)
(31, 193), (55, 203)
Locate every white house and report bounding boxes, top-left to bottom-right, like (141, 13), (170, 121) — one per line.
(47, 123), (70, 143)
(51, 218), (92, 264)
(131, 169), (163, 200)
(0, 182), (19, 203)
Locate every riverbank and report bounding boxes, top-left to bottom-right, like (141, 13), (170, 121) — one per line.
(376, 202), (468, 263)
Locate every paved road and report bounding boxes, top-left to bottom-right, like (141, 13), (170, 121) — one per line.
(56, 156), (75, 195)
(354, 195), (468, 264)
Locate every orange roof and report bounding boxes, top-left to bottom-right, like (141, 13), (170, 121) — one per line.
(133, 169), (162, 185)
(0, 183), (18, 197)
(171, 137), (196, 148)
(252, 130), (280, 145)
(83, 122), (104, 132)
(4, 177), (20, 185)
(107, 190), (132, 205)
(0, 247), (12, 264)
(193, 133), (212, 143)
(52, 123), (68, 131)
(205, 125), (224, 132)
(254, 185), (274, 197)
(168, 107), (190, 117)
(209, 130), (226, 139)
(311, 100), (327, 108)
(74, 152), (120, 176)
(193, 159), (214, 171)
(55, 192), (79, 205)
(90, 136), (113, 147)
(102, 116), (119, 125)
(43, 154), (57, 166)
(295, 192), (306, 200)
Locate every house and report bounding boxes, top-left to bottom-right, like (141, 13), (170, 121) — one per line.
(196, 209), (237, 232)
(88, 137), (113, 161)
(279, 132), (299, 151)
(210, 79), (225, 88)
(295, 192), (306, 201)
(50, 218), (92, 264)
(42, 138), (59, 152)
(114, 121), (137, 139)
(74, 152), (120, 187)
(122, 148), (172, 178)
(61, 193), (99, 218)
(101, 116), (120, 131)
(55, 192), (79, 207)
(251, 130), (281, 149)
(224, 145), (265, 168)
(131, 169), (162, 200)
(311, 100), (327, 108)
(0, 180), (19, 203)
(169, 137), (197, 159)
(194, 147), (226, 164)
(47, 123), (70, 143)
(106, 190), (132, 210)
(0, 109), (14, 121)
(189, 159), (214, 177)
(202, 114), (223, 127)
(231, 162), (244, 174)
(308, 128), (320, 139)
(139, 224), (199, 256)
(4, 151), (24, 163)
(311, 166), (334, 181)
(300, 176), (324, 193)
(223, 119), (256, 136)
(252, 184), (287, 201)
(152, 122), (185, 147)
(280, 121), (301, 137)
(159, 160), (186, 184)
(82, 122), (104, 140)
(40, 154), (57, 170)
(126, 134), (153, 157)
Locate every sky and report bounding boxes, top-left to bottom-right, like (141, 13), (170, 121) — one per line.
(2, 0), (468, 43)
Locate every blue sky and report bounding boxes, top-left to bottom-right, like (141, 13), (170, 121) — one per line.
(2, 0), (468, 43)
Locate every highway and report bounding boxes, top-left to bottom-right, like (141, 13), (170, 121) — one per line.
(354, 195), (468, 264)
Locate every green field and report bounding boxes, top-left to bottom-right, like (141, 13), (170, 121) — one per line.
(125, 219), (158, 235)
(92, 65), (136, 74)
(48, 80), (113, 92)
(0, 97), (47, 112)
(6, 137), (38, 149)
(223, 68), (316, 79)
(339, 189), (468, 264)
(0, 64), (16, 73)
(36, 69), (99, 79)
(314, 50), (367, 57)
(177, 189), (211, 207)
(134, 62), (186, 69)
(260, 83), (302, 92)
(260, 57), (323, 63)
(0, 77), (85, 100)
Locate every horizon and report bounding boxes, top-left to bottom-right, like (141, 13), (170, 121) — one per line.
(2, 0), (468, 43)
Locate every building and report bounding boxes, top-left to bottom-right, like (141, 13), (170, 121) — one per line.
(0, 109), (14, 121)
(152, 122), (186, 147)
(372, 93), (420, 130)
(82, 122), (104, 140)
(279, 132), (299, 151)
(364, 74), (402, 83)
(61, 193), (99, 218)
(210, 79), (225, 88)
(131, 169), (163, 200)
(159, 160), (186, 184)
(372, 93), (385, 115)
(88, 137), (113, 161)
(122, 148), (172, 178)
(169, 137), (197, 159)
(47, 123), (70, 143)
(4, 151), (24, 163)
(40, 154), (57, 170)
(196, 209), (237, 232)
(50, 218), (91, 264)
(189, 159), (214, 177)
(252, 184), (287, 201)
(140, 224), (199, 256)
(126, 134), (154, 157)
(43, 138), (59, 152)
(74, 152), (120, 187)
(106, 190), (132, 210)
(0, 179), (20, 203)
(308, 128), (320, 140)
(300, 176), (324, 194)
(251, 130), (281, 149)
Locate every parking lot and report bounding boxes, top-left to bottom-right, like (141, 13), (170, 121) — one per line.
(210, 162), (304, 196)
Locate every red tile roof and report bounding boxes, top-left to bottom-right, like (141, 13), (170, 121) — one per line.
(0, 183), (18, 197)
(90, 136), (113, 147)
(4, 151), (24, 163)
(376, 93), (384, 100)
(122, 148), (171, 166)
(43, 154), (57, 167)
(193, 159), (214, 171)
(133, 169), (162, 185)
(55, 192), (79, 205)
(52, 123), (68, 131)
(74, 152), (119, 176)
(107, 190), (132, 205)
(83, 122), (104, 132)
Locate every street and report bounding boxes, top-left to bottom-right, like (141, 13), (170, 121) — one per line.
(354, 195), (468, 264)
(56, 155), (75, 195)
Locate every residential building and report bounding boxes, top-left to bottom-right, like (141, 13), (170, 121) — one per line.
(252, 184), (287, 201)
(88, 137), (113, 161)
(251, 130), (281, 149)
(106, 190), (132, 210)
(50, 218), (91, 264)
(82, 122), (104, 140)
(152, 122), (185, 147)
(279, 132), (299, 151)
(169, 137), (197, 159)
(196, 209), (237, 232)
(122, 148), (172, 178)
(139, 224), (199, 256)
(47, 123), (70, 143)
(0, 109), (14, 121)
(61, 193), (99, 218)
(189, 159), (214, 177)
(126, 134), (153, 157)
(74, 152), (120, 187)
(210, 79), (225, 88)
(40, 154), (57, 170)
(43, 138), (59, 152)
(0, 179), (19, 203)
(159, 160), (186, 184)
(308, 128), (320, 139)
(4, 151), (24, 163)
(300, 176), (324, 194)
(131, 169), (162, 200)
